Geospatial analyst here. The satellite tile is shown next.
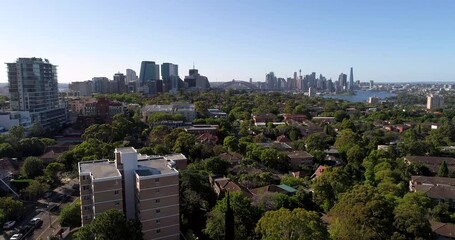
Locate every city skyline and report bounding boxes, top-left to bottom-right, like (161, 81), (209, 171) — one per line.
(1, 1), (455, 83)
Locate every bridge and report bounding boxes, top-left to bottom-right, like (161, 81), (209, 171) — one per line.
(216, 80), (258, 90)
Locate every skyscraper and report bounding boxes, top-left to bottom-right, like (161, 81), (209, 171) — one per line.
(126, 69), (138, 83)
(6, 58), (67, 129)
(349, 67), (354, 90)
(161, 63), (179, 92)
(139, 61), (159, 83)
(338, 73), (348, 90)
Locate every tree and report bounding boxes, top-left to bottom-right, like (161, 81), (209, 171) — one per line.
(0, 197), (24, 220)
(312, 167), (351, 212)
(18, 137), (47, 156)
(329, 184), (394, 240)
(305, 133), (330, 152)
(204, 192), (261, 240)
(20, 156), (44, 178)
(255, 208), (328, 240)
(8, 125), (25, 147)
(172, 132), (197, 159)
(180, 168), (217, 236)
(438, 160), (449, 177)
(223, 136), (239, 152)
(44, 162), (65, 184)
(21, 179), (49, 200)
(334, 129), (361, 156)
(393, 199), (432, 239)
(59, 200), (81, 228)
(74, 209), (142, 240)
(203, 157), (231, 176)
(0, 143), (15, 158)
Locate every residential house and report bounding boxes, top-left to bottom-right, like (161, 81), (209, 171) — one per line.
(431, 221), (455, 240)
(219, 152), (242, 165)
(410, 176), (455, 208)
(210, 177), (252, 198)
(250, 184), (297, 196)
(287, 151), (314, 169)
(404, 156), (455, 174)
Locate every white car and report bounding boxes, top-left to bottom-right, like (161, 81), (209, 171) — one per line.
(10, 233), (23, 240)
(3, 220), (16, 230)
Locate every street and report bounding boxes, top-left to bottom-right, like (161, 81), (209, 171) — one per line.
(1, 178), (78, 240)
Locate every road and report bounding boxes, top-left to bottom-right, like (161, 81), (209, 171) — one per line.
(30, 178), (79, 240)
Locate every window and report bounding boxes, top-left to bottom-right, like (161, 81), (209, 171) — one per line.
(156, 209), (160, 213)
(155, 178), (160, 182)
(84, 206), (90, 211)
(82, 176), (86, 180)
(156, 229), (161, 234)
(155, 188), (160, 193)
(156, 219), (160, 224)
(83, 196), (90, 200)
(115, 201), (120, 206)
(114, 190), (119, 195)
(83, 186), (89, 191)
(155, 199), (160, 203)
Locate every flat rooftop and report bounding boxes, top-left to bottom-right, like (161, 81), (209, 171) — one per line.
(79, 160), (121, 179)
(164, 153), (187, 162)
(115, 147), (137, 154)
(136, 158), (178, 177)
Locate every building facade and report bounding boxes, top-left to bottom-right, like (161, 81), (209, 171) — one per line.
(427, 94), (444, 110)
(161, 63), (179, 92)
(79, 147), (184, 240)
(6, 58), (67, 130)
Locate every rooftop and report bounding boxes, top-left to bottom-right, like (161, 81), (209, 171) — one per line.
(136, 157), (178, 176)
(79, 160), (121, 179)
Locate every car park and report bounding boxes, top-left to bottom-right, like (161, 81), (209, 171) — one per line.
(9, 233), (23, 240)
(3, 220), (16, 230)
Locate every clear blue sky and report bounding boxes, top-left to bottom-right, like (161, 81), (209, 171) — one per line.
(1, 0), (454, 83)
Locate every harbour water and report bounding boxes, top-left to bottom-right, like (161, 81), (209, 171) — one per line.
(323, 90), (396, 103)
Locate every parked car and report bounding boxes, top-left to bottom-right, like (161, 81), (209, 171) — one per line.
(9, 233), (23, 240)
(3, 220), (16, 230)
(30, 217), (43, 228)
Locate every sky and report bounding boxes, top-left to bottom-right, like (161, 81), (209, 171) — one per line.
(1, 0), (455, 83)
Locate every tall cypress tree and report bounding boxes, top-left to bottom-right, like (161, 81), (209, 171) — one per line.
(225, 192), (235, 240)
(438, 160), (449, 177)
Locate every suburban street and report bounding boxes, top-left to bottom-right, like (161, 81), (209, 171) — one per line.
(31, 178), (78, 240)
(0, 178), (78, 240)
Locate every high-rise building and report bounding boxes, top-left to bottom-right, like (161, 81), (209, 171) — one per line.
(69, 81), (93, 97)
(6, 58), (67, 129)
(369, 80), (374, 89)
(79, 147), (185, 240)
(161, 63), (179, 92)
(349, 67), (354, 90)
(265, 72), (277, 90)
(184, 68), (210, 90)
(427, 94), (444, 110)
(92, 77), (110, 94)
(338, 73), (348, 90)
(139, 61), (159, 83)
(112, 73), (127, 93)
(126, 69), (138, 83)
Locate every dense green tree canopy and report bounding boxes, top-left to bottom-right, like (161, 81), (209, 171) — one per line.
(256, 208), (328, 240)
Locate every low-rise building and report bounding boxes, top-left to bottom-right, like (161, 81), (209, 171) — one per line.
(410, 176), (455, 208)
(287, 151), (313, 169)
(404, 156), (455, 174)
(142, 102), (196, 122)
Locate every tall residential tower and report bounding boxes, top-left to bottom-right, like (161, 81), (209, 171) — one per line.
(6, 58), (67, 129)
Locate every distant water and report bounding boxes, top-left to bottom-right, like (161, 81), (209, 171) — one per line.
(323, 90), (396, 103)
